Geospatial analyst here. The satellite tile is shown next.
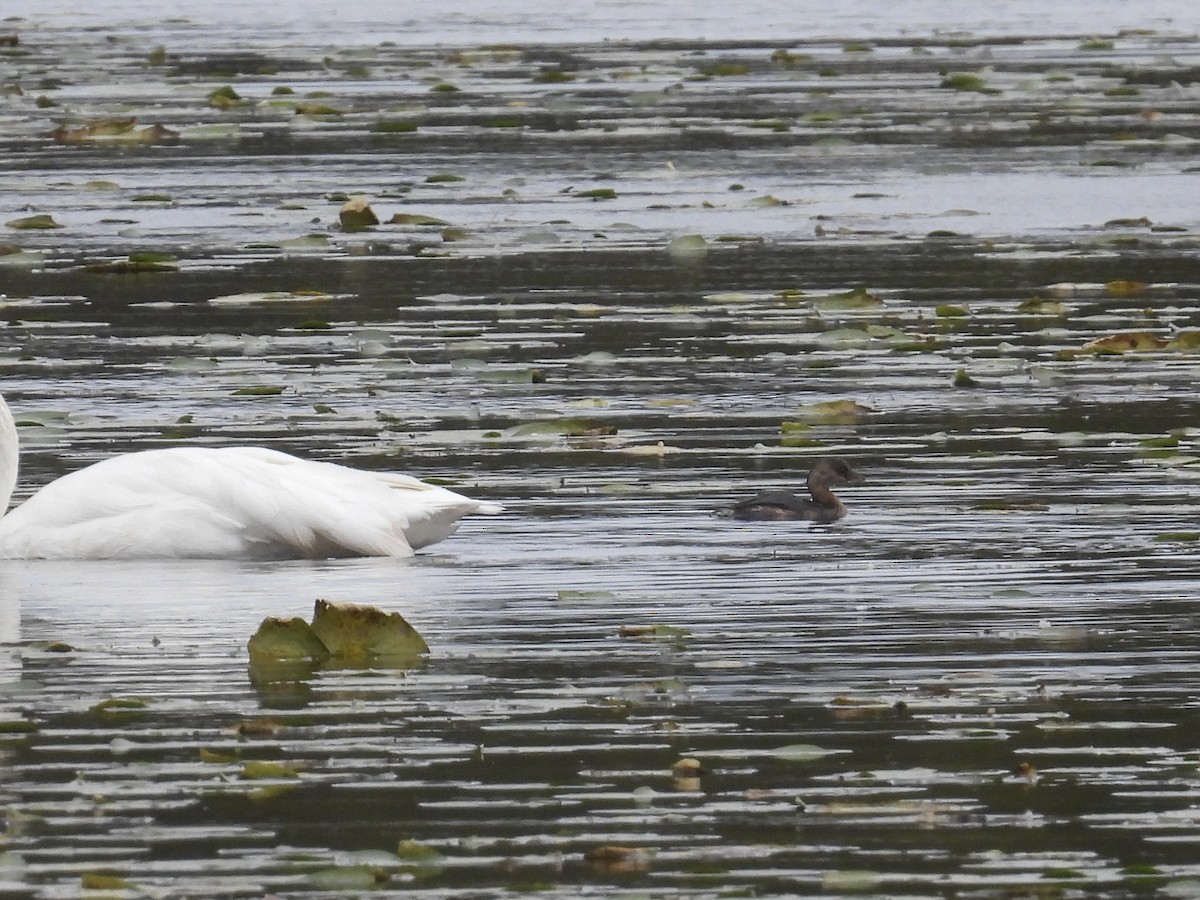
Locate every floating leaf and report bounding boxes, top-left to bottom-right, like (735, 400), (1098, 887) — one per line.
(81, 872), (130, 890)
(953, 368), (979, 388)
(813, 287), (883, 311)
(199, 748), (239, 764)
(1081, 332), (1166, 354)
(936, 304), (968, 318)
(973, 499), (1050, 511)
(1106, 279), (1148, 297)
(209, 290), (331, 306)
(1154, 532), (1200, 543)
(86, 256), (177, 273)
(667, 233), (707, 261)
(793, 400), (872, 424)
(339, 197), (379, 230)
(309, 599), (429, 661)
(207, 84), (245, 109)
(372, 119), (419, 133)
(576, 187), (617, 200)
(509, 418), (616, 438)
(5, 214), (60, 230)
(247, 617), (331, 663)
(940, 72), (989, 92)
(583, 845), (653, 874)
(50, 118), (179, 144)
(1166, 331), (1200, 351)
(294, 102), (343, 116)
(770, 743), (843, 762)
(241, 760), (300, 779)
(389, 212), (449, 226)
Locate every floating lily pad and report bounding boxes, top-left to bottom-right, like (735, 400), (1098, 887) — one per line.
(1080, 332), (1166, 354)
(309, 599), (429, 661)
(247, 617), (331, 663)
(231, 385), (286, 396)
(576, 187), (617, 200)
(813, 287), (883, 311)
(339, 197), (379, 230)
(793, 400), (872, 424)
(242, 760), (300, 779)
(667, 233), (708, 261)
(5, 214), (60, 230)
(390, 212), (449, 226)
(50, 118), (179, 144)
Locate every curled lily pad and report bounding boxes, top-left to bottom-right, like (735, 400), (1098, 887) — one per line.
(339, 197), (379, 230)
(667, 234), (707, 261)
(310, 599), (429, 661)
(953, 368), (979, 388)
(207, 85), (246, 109)
(247, 617), (331, 663)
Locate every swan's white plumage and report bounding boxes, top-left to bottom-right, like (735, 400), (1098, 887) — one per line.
(0, 395), (501, 560)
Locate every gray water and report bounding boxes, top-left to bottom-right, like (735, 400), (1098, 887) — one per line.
(2, 5), (1200, 897)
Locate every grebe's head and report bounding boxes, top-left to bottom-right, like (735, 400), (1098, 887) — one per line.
(807, 457), (864, 487)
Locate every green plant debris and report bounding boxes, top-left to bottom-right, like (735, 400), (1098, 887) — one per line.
(294, 102), (344, 116)
(309, 598), (429, 660)
(247, 617), (331, 662)
(372, 119), (419, 133)
(700, 62), (750, 77)
(1154, 532), (1200, 543)
(339, 197), (379, 230)
(81, 872), (131, 890)
(953, 368), (979, 388)
(792, 400), (872, 424)
(576, 187), (618, 200)
(50, 118), (180, 144)
(207, 85), (245, 109)
(940, 72), (990, 92)
(936, 304), (968, 318)
(248, 600), (427, 668)
(5, 214), (60, 230)
(390, 212), (450, 226)
(973, 500), (1050, 511)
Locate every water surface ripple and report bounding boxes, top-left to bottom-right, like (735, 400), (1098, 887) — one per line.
(2, 8), (1200, 898)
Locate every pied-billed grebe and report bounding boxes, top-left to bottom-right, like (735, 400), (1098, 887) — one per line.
(721, 457), (864, 524)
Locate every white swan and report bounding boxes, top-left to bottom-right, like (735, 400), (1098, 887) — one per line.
(0, 392), (502, 560)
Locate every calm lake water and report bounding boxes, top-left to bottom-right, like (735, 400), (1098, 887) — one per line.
(2, 3), (1200, 897)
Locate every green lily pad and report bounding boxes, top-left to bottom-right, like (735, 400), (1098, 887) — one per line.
(5, 214), (60, 230)
(247, 617), (331, 662)
(309, 599), (429, 661)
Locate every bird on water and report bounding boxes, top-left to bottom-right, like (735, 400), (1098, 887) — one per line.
(720, 457), (863, 524)
(0, 391), (501, 560)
